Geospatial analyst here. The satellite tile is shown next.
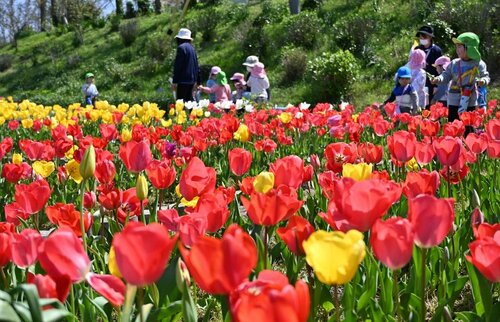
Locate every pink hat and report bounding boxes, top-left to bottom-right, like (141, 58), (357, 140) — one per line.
(210, 66), (221, 75)
(230, 73), (246, 85)
(251, 62), (266, 78)
(432, 56), (451, 70)
(409, 49), (426, 70)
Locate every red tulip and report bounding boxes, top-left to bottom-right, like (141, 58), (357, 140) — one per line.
(323, 178), (402, 232)
(14, 179), (51, 214)
(119, 140), (153, 173)
(228, 148), (253, 176)
(27, 273), (71, 302)
(86, 273), (126, 306)
(0, 137), (13, 160)
(270, 155), (305, 189)
(440, 164), (470, 184)
(117, 188), (146, 223)
(465, 133), (488, 154)
(146, 159), (177, 189)
(487, 138), (500, 159)
(466, 238), (500, 283)
(19, 139), (55, 161)
(180, 224), (257, 295)
(99, 124), (118, 142)
(443, 120), (465, 137)
(1, 162), (32, 183)
(178, 213), (207, 247)
(54, 137), (73, 158)
(11, 229), (43, 268)
(324, 142), (357, 173)
(4, 202), (29, 225)
(486, 119), (500, 141)
(240, 185), (303, 226)
(158, 209), (180, 231)
(387, 131), (416, 163)
(38, 228), (91, 282)
(276, 216), (314, 256)
(408, 195), (455, 248)
(414, 141), (435, 165)
(318, 171), (338, 199)
(0, 223), (15, 234)
(473, 223), (500, 240)
(179, 157), (216, 201)
(230, 270), (310, 322)
(419, 119), (440, 137)
(112, 222), (177, 286)
(433, 136), (462, 166)
(190, 190), (230, 233)
(370, 218), (414, 269)
(46, 203), (92, 237)
(358, 143), (383, 164)
(403, 170), (440, 199)
(0, 233), (12, 267)
(95, 159), (116, 184)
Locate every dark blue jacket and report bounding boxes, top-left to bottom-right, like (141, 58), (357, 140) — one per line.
(173, 42), (201, 85)
(416, 43), (443, 77)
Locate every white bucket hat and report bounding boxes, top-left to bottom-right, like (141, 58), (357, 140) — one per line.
(175, 28), (193, 40)
(243, 55), (259, 67)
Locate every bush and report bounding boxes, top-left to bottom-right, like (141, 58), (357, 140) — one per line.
(146, 35), (171, 62)
(125, 1), (137, 19)
(281, 12), (322, 49)
(281, 47), (308, 85)
(120, 21), (139, 46)
(110, 14), (122, 32)
(0, 54), (13, 72)
(66, 54), (81, 68)
(306, 50), (360, 103)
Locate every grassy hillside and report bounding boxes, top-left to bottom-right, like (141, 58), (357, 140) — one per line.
(0, 0), (498, 108)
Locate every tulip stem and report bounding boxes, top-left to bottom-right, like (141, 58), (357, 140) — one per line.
(138, 287), (144, 322)
(0, 268), (7, 289)
(393, 269), (401, 321)
(446, 167), (452, 198)
(140, 200), (146, 224)
(420, 248), (427, 322)
(121, 284), (137, 322)
(333, 284), (340, 322)
(264, 226), (269, 269)
(80, 178), (88, 253)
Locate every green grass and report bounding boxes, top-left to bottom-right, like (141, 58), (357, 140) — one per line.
(0, 0), (497, 108)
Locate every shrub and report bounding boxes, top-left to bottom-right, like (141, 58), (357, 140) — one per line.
(281, 47), (308, 85)
(71, 25), (85, 48)
(0, 54), (13, 72)
(120, 21), (139, 47)
(146, 36), (171, 62)
(66, 54), (81, 68)
(125, 1), (137, 19)
(306, 50), (360, 103)
(281, 12), (322, 49)
(110, 14), (122, 32)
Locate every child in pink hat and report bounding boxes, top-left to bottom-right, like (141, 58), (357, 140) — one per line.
(431, 56), (451, 105)
(205, 66), (221, 103)
(230, 73), (247, 101)
(247, 62), (270, 103)
(408, 49), (427, 108)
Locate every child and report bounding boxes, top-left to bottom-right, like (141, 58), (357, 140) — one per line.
(229, 73), (247, 102)
(82, 72), (99, 107)
(246, 62), (270, 103)
(432, 32), (490, 122)
(384, 66), (419, 115)
(198, 70), (231, 103)
(408, 49), (427, 108)
(206, 66), (221, 103)
(431, 56), (451, 106)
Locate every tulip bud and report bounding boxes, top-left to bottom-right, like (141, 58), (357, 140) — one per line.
(442, 246), (450, 266)
(175, 258), (191, 292)
(253, 171), (274, 194)
(472, 188), (481, 208)
(136, 174), (148, 201)
(80, 145), (96, 180)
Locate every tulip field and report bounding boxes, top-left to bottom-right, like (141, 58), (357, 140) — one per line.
(0, 97), (500, 322)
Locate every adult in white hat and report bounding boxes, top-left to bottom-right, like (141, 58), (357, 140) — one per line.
(172, 28), (201, 102)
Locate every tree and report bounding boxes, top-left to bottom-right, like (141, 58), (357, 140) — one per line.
(0, 0), (38, 48)
(50, 0), (59, 26)
(116, 0), (123, 15)
(289, 0), (300, 14)
(154, 0), (161, 14)
(37, 0), (47, 30)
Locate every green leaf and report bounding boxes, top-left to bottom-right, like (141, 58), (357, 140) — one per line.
(0, 290), (12, 303)
(11, 302), (32, 322)
(454, 311), (482, 322)
(321, 300), (334, 313)
(16, 284), (42, 322)
(181, 283), (198, 322)
(0, 301), (21, 322)
(380, 269), (394, 314)
(465, 261), (492, 317)
(41, 309), (72, 322)
(148, 284), (160, 307)
(85, 294), (109, 321)
(135, 304), (153, 322)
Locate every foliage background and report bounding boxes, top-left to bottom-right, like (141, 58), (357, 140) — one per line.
(0, 0), (498, 108)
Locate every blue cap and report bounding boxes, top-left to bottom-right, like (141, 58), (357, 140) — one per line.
(397, 66), (411, 79)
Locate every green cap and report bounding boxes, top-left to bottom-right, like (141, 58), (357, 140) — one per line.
(452, 32), (481, 61)
(216, 71), (227, 86)
(85, 72), (95, 79)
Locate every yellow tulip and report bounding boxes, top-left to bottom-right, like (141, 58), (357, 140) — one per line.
(12, 153), (23, 165)
(303, 230), (366, 285)
(121, 129), (132, 142)
(108, 247), (122, 278)
(342, 163), (373, 181)
(169, 108), (175, 116)
(406, 157), (419, 172)
(352, 114), (359, 122)
(66, 159), (83, 184)
(253, 171), (275, 194)
(279, 112), (292, 124)
(136, 174), (149, 201)
(161, 119), (172, 128)
(234, 124), (250, 142)
(175, 100), (184, 111)
(33, 161), (55, 178)
(181, 196), (199, 208)
(21, 119), (33, 129)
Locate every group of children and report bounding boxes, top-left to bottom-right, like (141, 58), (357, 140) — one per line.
(385, 27), (490, 124)
(198, 55), (270, 104)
